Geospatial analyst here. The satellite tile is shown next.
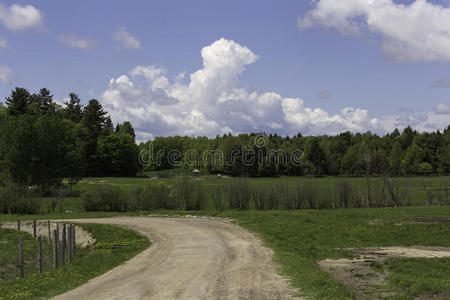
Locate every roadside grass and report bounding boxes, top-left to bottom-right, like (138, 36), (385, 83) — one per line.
(0, 223), (150, 300)
(384, 257), (450, 300)
(220, 207), (450, 299)
(0, 229), (54, 282)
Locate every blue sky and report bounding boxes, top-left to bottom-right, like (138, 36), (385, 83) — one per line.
(0, 0), (449, 139)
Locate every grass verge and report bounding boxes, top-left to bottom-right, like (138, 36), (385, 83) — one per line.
(0, 223), (150, 300)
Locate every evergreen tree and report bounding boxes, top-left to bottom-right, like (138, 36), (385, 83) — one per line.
(116, 121), (136, 139)
(82, 99), (107, 176)
(5, 87), (31, 116)
(31, 88), (56, 114)
(63, 93), (83, 123)
(305, 139), (327, 175)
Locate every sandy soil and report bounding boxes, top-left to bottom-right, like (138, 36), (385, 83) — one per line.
(320, 247), (450, 300)
(51, 217), (301, 300)
(0, 221), (95, 248)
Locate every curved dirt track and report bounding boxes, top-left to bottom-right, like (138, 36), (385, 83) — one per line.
(52, 217), (300, 300)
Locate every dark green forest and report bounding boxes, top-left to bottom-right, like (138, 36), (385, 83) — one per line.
(0, 87), (139, 193)
(141, 124), (450, 178)
(0, 87), (449, 194)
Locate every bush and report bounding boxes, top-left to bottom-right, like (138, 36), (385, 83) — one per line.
(82, 185), (128, 212)
(224, 180), (250, 210)
(0, 171), (40, 214)
(130, 180), (176, 210)
(172, 177), (207, 210)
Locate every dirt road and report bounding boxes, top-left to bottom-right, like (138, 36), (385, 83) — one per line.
(52, 217), (300, 300)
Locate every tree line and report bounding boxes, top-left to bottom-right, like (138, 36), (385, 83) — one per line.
(141, 126), (450, 177)
(1, 86), (449, 195)
(0, 87), (139, 193)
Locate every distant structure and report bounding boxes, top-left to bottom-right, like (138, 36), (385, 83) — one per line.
(192, 169), (200, 177)
(217, 174), (222, 179)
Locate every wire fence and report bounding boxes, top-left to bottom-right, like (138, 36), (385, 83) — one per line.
(0, 221), (77, 280)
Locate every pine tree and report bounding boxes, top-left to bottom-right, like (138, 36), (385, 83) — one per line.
(5, 87), (31, 116)
(63, 93), (83, 123)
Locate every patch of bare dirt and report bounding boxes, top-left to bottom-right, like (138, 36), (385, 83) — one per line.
(0, 221), (95, 248)
(319, 247), (450, 300)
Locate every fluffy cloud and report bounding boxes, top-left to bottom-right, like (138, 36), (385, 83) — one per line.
(298, 0), (450, 62)
(0, 3), (43, 31)
(435, 103), (450, 115)
(380, 110), (450, 132)
(58, 34), (98, 51)
(101, 38), (381, 140)
(112, 27), (141, 50)
(0, 65), (13, 84)
(0, 37), (7, 49)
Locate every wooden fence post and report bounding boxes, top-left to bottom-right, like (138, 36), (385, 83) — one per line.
(37, 236), (42, 273)
(72, 225), (76, 255)
(56, 223), (60, 243)
(68, 224), (72, 263)
(19, 238), (24, 278)
(33, 220), (36, 238)
(47, 220), (51, 244)
(61, 224), (66, 266)
(53, 230), (58, 269)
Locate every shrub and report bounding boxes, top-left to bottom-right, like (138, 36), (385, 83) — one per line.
(224, 180), (250, 210)
(130, 181), (176, 210)
(335, 181), (353, 209)
(82, 185), (128, 212)
(172, 177), (207, 210)
(0, 171), (40, 214)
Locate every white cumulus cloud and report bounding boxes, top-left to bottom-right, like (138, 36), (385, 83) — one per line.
(112, 27), (141, 50)
(0, 65), (13, 84)
(298, 0), (450, 62)
(435, 103), (450, 115)
(0, 3), (43, 31)
(101, 38), (382, 140)
(58, 34), (98, 51)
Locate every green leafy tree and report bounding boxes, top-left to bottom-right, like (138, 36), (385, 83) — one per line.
(341, 144), (361, 175)
(389, 141), (403, 175)
(0, 114), (84, 192)
(97, 133), (139, 176)
(418, 162), (433, 175)
(401, 143), (424, 174)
